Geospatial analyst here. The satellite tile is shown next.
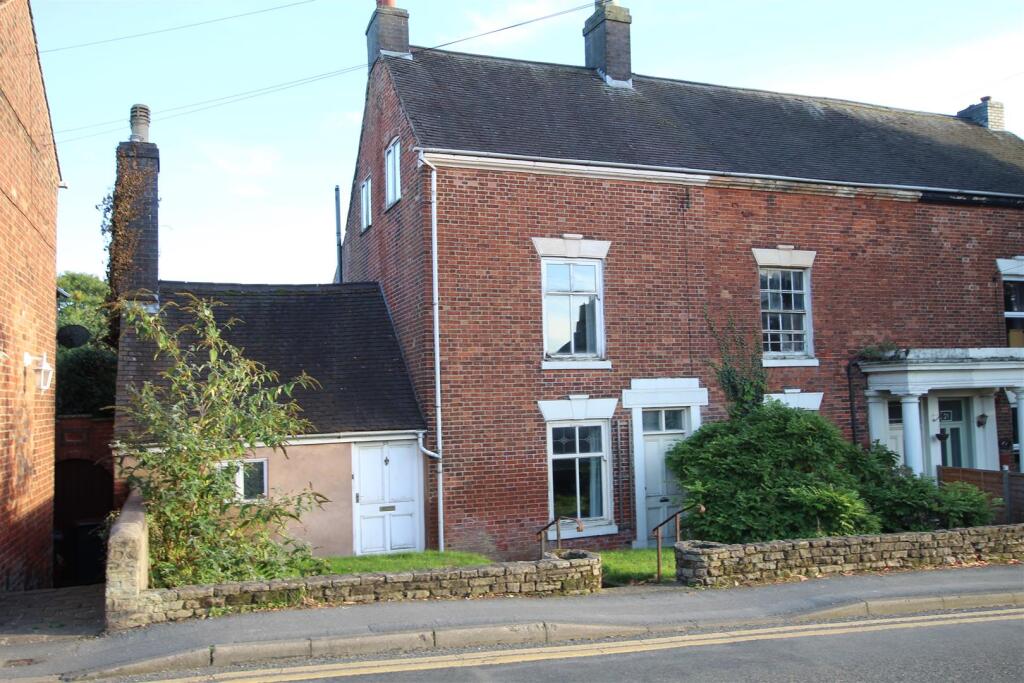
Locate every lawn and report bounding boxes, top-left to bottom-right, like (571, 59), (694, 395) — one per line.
(324, 550), (492, 575)
(600, 548), (676, 585)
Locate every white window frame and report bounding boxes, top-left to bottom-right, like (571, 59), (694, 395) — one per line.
(1004, 276), (1024, 348)
(546, 419), (615, 539)
(235, 458), (268, 501)
(384, 137), (401, 208)
(541, 257), (605, 361)
(759, 266), (815, 361)
(360, 177), (372, 231)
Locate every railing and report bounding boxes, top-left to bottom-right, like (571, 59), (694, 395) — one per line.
(652, 501), (705, 582)
(537, 516), (584, 558)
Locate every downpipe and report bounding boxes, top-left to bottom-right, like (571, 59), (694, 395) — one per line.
(418, 151), (445, 553)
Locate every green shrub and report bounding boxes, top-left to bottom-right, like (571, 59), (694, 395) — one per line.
(56, 345), (117, 416)
(845, 444), (940, 532)
(666, 401), (880, 543)
(935, 481), (997, 529)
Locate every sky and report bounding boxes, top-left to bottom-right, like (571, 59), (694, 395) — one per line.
(33, 0), (1024, 285)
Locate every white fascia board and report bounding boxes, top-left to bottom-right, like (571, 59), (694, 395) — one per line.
(752, 248), (816, 268)
(538, 396), (618, 422)
(282, 430), (425, 446)
(765, 391), (824, 411)
(532, 236), (611, 259)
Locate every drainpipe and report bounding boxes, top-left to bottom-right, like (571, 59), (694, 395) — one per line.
(846, 358), (859, 445)
(418, 150), (445, 552)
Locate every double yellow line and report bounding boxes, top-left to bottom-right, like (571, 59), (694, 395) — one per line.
(159, 607), (1024, 682)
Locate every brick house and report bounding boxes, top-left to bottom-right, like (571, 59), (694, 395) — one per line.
(0, 0), (61, 590)
(340, 0), (1024, 558)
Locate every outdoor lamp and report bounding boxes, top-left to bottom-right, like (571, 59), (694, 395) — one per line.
(23, 352), (53, 391)
(976, 413), (989, 428)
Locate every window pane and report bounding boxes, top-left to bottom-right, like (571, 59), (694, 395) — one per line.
(664, 409), (684, 430)
(888, 401), (902, 424)
(546, 263), (571, 291)
(552, 427), (577, 455)
(552, 459), (577, 517)
(642, 410), (660, 432)
(242, 462), (265, 499)
(791, 270), (804, 290)
(545, 295), (572, 355)
(1004, 282), (1024, 313)
(577, 425), (602, 453)
(571, 295), (597, 354)
(1008, 317), (1024, 348)
(572, 264), (597, 292)
(578, 457), (603, 519)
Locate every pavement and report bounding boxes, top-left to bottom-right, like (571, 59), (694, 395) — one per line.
(0, 584), (104, 646)
(1, 564), (1022, 681)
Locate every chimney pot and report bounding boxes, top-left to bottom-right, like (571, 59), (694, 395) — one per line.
(129, 103), (151, 142)
(583, 0), (632, 86)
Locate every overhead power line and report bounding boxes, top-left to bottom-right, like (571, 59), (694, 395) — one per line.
(54, 2), (593, 145)
(40, 0), (318, 55)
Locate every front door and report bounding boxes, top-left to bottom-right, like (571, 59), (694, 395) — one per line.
(938, 399), (972, 468)
(642, 408), (687, 542)
(354, 441), (423, 554)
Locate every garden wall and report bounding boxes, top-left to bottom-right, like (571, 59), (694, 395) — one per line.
(675, 524), (1024, 587)
(105, 492), (601, 631)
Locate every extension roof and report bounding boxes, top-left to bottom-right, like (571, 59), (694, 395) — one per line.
(386, 49), (1024, 196)
(139, 282), (424, 434)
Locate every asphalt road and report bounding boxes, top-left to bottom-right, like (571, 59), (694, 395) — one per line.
(162, 608), (1024, 683)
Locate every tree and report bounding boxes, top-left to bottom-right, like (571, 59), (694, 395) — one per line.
(57, 271), (110, 346)
(115, 295), (327, 587)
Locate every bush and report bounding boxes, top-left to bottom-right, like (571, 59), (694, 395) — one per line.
(668, 402), (999, 544)
(56, 345), (117, 416)
(666, 401), (880, 543)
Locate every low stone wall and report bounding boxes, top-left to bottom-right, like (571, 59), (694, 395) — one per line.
(675, 524), (1024, 587)
(105, 495), (601, 630)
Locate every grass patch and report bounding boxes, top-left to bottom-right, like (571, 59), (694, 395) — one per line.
(324, 550), (492, 576)
(600, 548), (675, 586)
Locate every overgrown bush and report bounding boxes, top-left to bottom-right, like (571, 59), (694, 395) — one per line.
(56, 345), (117, 416)
(116, 296), (328, 587)
(668, 402), (999, 543)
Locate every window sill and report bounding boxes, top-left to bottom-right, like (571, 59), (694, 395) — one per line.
(762, 357), (819, 368)
(384, 197), (401, 212)
(546, 521), (618, 541)
(542, 360), (612, 370)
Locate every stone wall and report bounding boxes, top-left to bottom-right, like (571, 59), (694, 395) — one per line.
(105, 495), (601, 630)
(676, 525), (1024, 587)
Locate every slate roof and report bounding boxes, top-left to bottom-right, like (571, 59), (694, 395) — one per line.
(386, 49), (1024, 196)
(137, 282), (424, 434)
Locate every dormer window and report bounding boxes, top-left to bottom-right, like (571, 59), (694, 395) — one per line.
(385, 138), (401, 208)
(360, 177), (372, 231)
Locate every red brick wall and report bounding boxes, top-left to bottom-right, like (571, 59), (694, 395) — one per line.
(345, 63), (1024, 560)
(0, 0), (60, 590)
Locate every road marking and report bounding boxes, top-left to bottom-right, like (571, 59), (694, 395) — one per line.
(157, 608), (1024, 683)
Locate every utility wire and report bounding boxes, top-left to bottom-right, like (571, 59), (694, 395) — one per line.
(55, 2), (593, 144)
(40, 0), (318, 54)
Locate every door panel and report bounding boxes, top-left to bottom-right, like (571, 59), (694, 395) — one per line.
(354, 442), (422, 555)
(644, 433), (684, 541)
(939, 399), (972, 468)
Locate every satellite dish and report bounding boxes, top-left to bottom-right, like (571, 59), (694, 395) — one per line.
(57, 325), (92, 349)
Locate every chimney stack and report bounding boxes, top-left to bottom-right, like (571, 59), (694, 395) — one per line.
(957, 96), (1005, 131)
(112, 104), (159, 302)
(366, 0), (409, 69)
(583, 0), (632, 87)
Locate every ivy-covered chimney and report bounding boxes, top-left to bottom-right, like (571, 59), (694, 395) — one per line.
(111, 104), (159, 302)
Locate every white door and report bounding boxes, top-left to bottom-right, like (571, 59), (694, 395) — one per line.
(354, 441), (422, 554)
(641, 409), (687, 542)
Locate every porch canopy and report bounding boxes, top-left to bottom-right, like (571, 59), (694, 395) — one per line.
(860, 348), (1024, 476)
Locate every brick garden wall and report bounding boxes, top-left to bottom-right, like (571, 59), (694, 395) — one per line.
(675, 524), (1024, 587)
(342, 60), (1024, 560)
(105, 493), (601, 631)
(0, 0), (60, 591)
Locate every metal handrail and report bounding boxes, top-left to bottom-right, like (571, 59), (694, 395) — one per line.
(537, 516), (584, 557)
(652, 501), (705, 582)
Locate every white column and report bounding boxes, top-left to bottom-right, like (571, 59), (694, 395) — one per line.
(865, 390), (889, 447)
(899, 393), (925, 476)
(1014, 388), (1024, 471)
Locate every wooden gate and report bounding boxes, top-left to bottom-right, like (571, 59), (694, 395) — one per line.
(937, 466), (1024, 524)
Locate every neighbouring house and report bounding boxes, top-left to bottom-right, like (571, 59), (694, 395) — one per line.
(112, 109), (426, 557)
(0, 0), (61, 590)
(341, 0), (1024, 558)
(114, 0), (1024, 562)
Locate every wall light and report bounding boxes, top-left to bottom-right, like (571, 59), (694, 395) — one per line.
(976, 413), (989, 428)
(23, 352), (54, 391)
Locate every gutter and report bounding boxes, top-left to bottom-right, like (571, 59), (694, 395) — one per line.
(417, 150), (445, 553)
(415, 147), (1024, 202)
